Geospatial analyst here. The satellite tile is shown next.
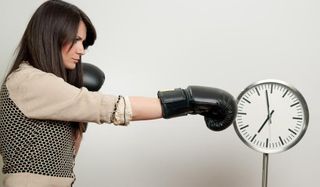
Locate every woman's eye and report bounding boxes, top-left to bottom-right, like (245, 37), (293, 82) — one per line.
(73, 37), (82, 44)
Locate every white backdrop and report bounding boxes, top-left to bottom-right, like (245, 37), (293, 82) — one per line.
(0, 0), (319, 187)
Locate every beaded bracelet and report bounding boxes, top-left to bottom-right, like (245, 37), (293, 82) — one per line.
(110, 95), (121, 123)
(123, 96), (127, 125)
(111, 95), (127, 126)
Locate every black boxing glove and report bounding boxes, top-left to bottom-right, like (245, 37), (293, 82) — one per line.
(82, 62), (105, 91)
(157, 86), (237, 131)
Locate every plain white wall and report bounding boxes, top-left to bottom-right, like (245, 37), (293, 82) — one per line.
(0, 0), (319, 187)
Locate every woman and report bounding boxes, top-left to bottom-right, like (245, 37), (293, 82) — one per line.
(0, 0), (236, 186)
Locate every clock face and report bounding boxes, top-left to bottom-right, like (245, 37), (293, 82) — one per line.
(234, 80), (309, 154)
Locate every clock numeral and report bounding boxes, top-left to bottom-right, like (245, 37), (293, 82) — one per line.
(240, 125), (249, 130)
(266, 138), (269, 148)
(293, 117), (303, 120)
(290, 102), (299, 107)
(288, 128), (297, 135)
(279, 136), (284, 145)
(243, 98), (251, 104)
(282, 90), (289, 98)
(251, 134), (257, 142)
(270, 84), (273, 94)
(238, 112), (247, 115)
(255, 87), (260, 96)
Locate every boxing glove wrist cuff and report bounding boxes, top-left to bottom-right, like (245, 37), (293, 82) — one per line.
(157, 88), (191, 119)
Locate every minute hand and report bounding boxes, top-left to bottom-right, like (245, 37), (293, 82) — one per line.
(266, 90), (271, 123)
(257, 110), (275, 133)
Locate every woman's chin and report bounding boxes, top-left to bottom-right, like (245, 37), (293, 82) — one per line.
(64, 62), (77, 70)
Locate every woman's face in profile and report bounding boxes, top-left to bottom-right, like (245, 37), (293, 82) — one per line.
(61, 20), (87, 70)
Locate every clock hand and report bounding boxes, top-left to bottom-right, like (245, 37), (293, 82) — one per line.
(265, 90), (271, 124)
(258, 110), (275, 133)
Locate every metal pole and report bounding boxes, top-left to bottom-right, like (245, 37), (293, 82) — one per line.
(262, 153), (269, 187)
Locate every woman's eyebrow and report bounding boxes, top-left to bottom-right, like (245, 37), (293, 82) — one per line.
(76, 36), (86, 41)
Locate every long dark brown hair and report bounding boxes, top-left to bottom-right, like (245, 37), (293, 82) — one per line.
(6, 0), (97, 151)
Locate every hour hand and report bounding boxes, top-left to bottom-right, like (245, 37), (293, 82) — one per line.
(258, 110), (275, 133)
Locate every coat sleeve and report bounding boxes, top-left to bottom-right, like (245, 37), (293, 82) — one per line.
(6, 64), (132, 125)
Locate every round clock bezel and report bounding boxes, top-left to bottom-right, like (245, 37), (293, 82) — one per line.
(233, 79), (309, 154)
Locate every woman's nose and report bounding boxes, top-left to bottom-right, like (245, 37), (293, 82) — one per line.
(77, 43), (85, 55)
